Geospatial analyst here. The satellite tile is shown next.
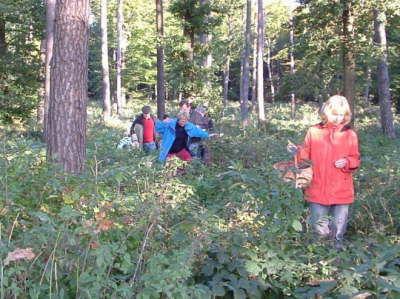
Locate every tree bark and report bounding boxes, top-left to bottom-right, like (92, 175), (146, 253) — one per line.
(342, 0), (356, 117)
(374, 8), (395, 138)
(266, 37), (275, 103)
(240, 0), (251, 125)
(0, 13), (6, 56)
(43, 0), (56, 142)
(46, 0), (89, 174)
(156, 0), (166, 119)
(363, 66), (371, 105)
(116, 0), (124, 114)
(256, 0), (265, 123)
(289, 12), (296, 119)
(101, 0), (111, 121)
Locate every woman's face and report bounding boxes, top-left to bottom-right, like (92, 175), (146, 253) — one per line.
(327, 111), (345, 125)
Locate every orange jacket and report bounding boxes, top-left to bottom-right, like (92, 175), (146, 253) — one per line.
(297, 123), (360, 205)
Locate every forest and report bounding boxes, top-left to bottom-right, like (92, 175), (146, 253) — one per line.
(0, 0), (399, 298)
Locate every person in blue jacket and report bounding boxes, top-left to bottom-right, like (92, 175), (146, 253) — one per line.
(156, 111), (209, 162)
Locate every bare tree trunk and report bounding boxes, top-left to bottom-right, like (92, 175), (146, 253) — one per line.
(101, 0), (111, 121)
(374, 8), (395, 138)
(156, 0), (166, 119)
(223, 54), (230, 108)
(47, 0), (89, 174)
(0, 13), (6, 55)
(43, 0), (56, 142)
(250, 1), (257, 110)
(240, 0), (251, 125)
(342, 0), (356, 117)
(266, 37), (275, 103)
(363, 66), (371, 105)
(199, 0), (212, 72)
(256, 0), (265, 122)
(116, 0), (124, 114)
(37, 39), (46, 125)
(289, 12), (296, 119)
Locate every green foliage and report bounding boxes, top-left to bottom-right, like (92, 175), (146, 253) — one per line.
(2, 102), (400, 297)
(0, 0), (44, 123)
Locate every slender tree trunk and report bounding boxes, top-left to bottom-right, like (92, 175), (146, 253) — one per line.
(289, 12), (296, 119)
(240, 0), (251, 125)
(156, 0), (166, 119)
(223, 54), (230, 108)
(116, 0), (124, 114)
(43, 0), (56, 142)
(256, 0), (265, 122)
(47, 0), (89, 174)
(374, 8), (395, 138)
(0, 13), (6, 55)
(342, 0), (356, 117)
(363, 66), (371, 104)
(199, 0), (212, 69)
(101, 0), (111, 121)
(266, 38), (275, 103)
(37, 39), (46, 125)
(250, 1), (257, 109)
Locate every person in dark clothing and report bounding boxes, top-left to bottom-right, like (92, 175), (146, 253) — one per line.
(129, 106), (157, 153)
(189, 106), (213, 161)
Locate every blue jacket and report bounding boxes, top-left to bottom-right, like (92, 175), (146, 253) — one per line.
(156, 118), (209, 162)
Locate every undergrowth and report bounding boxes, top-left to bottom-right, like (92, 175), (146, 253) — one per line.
(0, 102), (399, 298)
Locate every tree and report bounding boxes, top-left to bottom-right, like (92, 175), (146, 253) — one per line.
(289, 11), (295, 119)
(240, 0), (252, 125)
(374, 8), (395, 138)
(256, 0), (265, 122)
(46, 0), (89, 174)
(0, 12), (6, 55)
(116, 0), (124, 114)
(101, 0), (111, 120)
(342, 0), (356, 116)
(42, 0), (56, 140)
(156, 0), (166, 119)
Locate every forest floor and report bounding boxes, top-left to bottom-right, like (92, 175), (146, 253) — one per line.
(1, 100), (399, 298)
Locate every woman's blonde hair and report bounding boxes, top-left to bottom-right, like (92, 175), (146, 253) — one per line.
(177, 111), (190, 121)
(319, 95), (352, 125)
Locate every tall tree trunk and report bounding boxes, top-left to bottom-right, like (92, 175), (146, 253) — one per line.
(363, 66), (371, 105)
(0, 13), (6, 55)
(289, 12), (296, 119)
(200, 0), (212, 85)
(374, 8), (395, 138)
(266, 37), (275, 103)
(116, 0), (124, 114)
(256, 0), (265, 122)
(240, 0), (251, 125)
(37, 39), (46, 125)
(43, 0), (56, 142)
(222, 18), (231, 108)
(47, 0), (89, 174)
(101, 0), (111, 121)
(156, 0), (166, 119)
(251, 5), (257, 109)
(342, 0), (356, 117)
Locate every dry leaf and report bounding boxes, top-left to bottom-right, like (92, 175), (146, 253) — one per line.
(4, 248), (35, 266)
(98, 219), (114, 231)
(90, 242), (100, 249)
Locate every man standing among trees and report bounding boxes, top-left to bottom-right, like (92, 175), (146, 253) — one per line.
(129, 106), (157, 153)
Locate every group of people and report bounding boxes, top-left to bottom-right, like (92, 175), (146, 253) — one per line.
(118, 95), (361, 251)
(119, 100), (213, 163)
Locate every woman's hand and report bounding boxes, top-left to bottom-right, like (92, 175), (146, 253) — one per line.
(334, 158), (347, 169)
(287, 140), (297, 154)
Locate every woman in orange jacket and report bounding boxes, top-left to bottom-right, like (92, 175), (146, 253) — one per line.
(289, 95), (360, 250)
